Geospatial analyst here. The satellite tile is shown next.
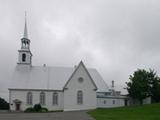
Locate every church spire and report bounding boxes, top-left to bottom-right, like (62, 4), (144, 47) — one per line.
(21, 12), (30, 50)
(23, 12), (28, 39)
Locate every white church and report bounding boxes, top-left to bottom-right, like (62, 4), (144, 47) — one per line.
(9, 17), (127, 111)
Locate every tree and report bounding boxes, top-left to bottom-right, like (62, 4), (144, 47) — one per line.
(147, 69), (160, 103)
(126, 69), (150, 104)
(0, 97), (9, 110)
(126, 69), (160, 104)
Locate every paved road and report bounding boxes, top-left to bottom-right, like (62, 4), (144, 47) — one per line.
(0, 111), (95, 120)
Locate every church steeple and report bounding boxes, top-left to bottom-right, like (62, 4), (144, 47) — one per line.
(17, 13), (32, 66)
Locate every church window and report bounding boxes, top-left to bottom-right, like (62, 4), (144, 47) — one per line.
(104, 100), (106, 104)
(40, 92), (45, 105)
(26, 92), (32, 105)
(113, 100), (115, 104)
(78, 77), (84, 83)
(53, 92), (58, 105)
(22, 53), (26, 62)
(77, 90), (83, 104)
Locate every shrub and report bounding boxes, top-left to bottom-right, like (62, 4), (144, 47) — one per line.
(24, 107), (34, 112)
(41, 107), (48, 112)
(24, 104), (49, 113)
(33, 104), (42, 112)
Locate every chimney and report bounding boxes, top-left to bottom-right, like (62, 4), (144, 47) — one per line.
(112, 80), (114, 88)
(43, 64), (46, 67)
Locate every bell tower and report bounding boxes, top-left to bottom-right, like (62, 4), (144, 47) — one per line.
(17, 13), (32, 66)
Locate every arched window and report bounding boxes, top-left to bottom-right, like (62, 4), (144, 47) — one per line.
(77, 90), (83, 104)
(26, 92), (32, 105)
(53, 92), (58, 105)
(113, 100), (115, 104)
(40, 92), (45, 105)
(22, 53), (26, 62)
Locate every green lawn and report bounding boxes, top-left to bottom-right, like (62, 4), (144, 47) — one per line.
(88, 103), (160, 120)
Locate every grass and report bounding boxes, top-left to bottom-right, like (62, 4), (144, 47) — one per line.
(88, 103), (160, 120)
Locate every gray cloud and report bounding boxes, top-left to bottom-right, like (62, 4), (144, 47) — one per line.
(0, 0), (160, 100)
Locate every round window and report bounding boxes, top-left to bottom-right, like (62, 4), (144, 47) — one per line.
(78, 77), (84, 83)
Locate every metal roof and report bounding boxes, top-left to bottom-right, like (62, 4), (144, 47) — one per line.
(10, 65), (109, 92)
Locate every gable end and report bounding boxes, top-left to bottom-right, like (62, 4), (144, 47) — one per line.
(63, 61), (97, 90)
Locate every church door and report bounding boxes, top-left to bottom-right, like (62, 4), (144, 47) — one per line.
(16, 103), (20, 111)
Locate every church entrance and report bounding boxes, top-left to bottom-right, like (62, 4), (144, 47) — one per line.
(13, 99), (21, 111)
(16, 103), (20, 111)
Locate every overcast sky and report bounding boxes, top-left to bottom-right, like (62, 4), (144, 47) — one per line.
(0, 0), (160, 100)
